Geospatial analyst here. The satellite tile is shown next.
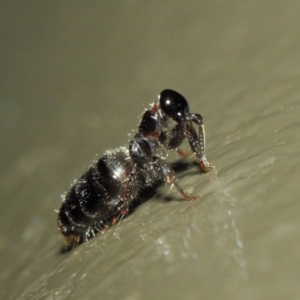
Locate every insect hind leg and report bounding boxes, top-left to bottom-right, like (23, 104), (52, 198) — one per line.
(60, 231), (86, 253)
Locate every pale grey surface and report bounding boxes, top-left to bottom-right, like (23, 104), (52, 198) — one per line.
(1, 1), (300, 299)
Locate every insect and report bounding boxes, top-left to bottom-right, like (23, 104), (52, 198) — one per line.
(57, 89), (214, 252)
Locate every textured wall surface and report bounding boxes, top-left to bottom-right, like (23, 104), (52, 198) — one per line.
(1, 1), (300, 299)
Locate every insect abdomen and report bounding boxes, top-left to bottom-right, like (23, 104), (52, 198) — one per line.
(58, 148), (143, 250)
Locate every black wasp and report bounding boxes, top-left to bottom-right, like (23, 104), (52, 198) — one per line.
(57, 89), (214, 252)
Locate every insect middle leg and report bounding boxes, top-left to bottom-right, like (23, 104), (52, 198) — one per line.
(155, 157), (195, 201)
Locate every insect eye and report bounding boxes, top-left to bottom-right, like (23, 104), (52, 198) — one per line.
(159, 89), (189, 121)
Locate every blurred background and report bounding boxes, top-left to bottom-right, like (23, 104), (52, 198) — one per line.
(1, 1), (300, 299)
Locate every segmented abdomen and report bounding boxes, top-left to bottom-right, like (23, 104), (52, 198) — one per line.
(58, 147), (144, 249)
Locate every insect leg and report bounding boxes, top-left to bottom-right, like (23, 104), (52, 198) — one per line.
(187, 114), (214, 172)
(155, 157), (195, 201)
(164, 122), (186, 150)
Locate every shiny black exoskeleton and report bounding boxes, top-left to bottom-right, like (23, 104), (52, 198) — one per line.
(57, 89), (214, 252)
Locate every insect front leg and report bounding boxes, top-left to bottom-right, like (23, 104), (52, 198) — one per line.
(165, 122), (186, 150)
(164, 122), (194, 158)
(187, 114), (214, 172)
